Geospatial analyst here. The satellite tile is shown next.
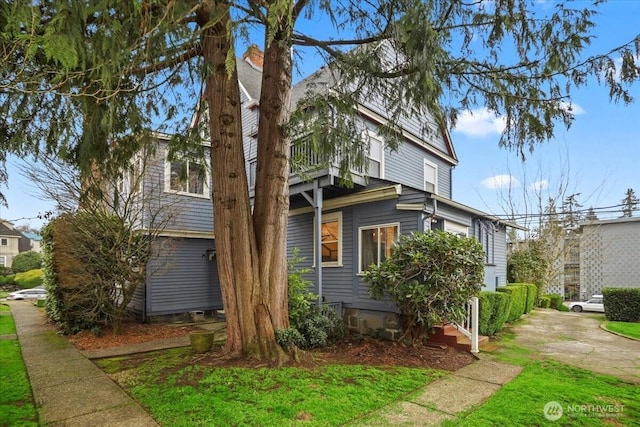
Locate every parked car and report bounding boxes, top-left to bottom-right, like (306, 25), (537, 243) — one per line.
(568, 295), (604, 313)
(6, 288), (48, 300)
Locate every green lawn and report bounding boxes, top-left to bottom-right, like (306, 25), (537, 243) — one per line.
(96, 348), (445, 426)
(0, 302), (10, 311)
(0, 321), (38, 426)
(605, 321), (640, 340)
(442, 360), (638, 426)
(0, 314), (17, 335)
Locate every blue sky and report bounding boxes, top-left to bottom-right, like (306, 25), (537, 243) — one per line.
(451, 1), (640, 229)
(2, 0), (639, 230)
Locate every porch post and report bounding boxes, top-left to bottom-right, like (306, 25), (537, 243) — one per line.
(313, 179), (323, 308)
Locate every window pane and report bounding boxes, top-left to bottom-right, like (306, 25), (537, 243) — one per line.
(170, 161), (186, 191)
(188, 162), (206, 195)
(360, 228), (377, 271)
(380, 226), (397, 262)
(321, 220), (339, 263)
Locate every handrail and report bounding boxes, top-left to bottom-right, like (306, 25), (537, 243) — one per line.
(452, 297), (479, 353)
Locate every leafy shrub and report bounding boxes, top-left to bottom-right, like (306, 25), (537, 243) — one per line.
(538, 296), (551, 308)
(279, 250), (344, 350)
(13, 269), (43, 289)
(603, 288), (640, 322)
(557, 303), (570, 312)
(545, 294), (564, 310)
(0, 275), (16, 286)
(478, 291), (511, 336)
(496, 285), (528, 322)
(366, 230), (484, 342)
(0, 267), (13, 276)
(11, 251), (42, 273)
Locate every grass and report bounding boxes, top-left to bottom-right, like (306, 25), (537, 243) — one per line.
(0, 303), (10, 311)
(96, 348), (445, 426)
(443, 359), (638, 426)
(0, 319), (38, 426)
(0, 314), (17, 335)
(604, 320), (640, 339)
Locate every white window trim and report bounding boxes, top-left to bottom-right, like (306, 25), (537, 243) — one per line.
(0, 238), (7, 246)
(423, 158), (438, 194)
(357, 222), (400, 274)
(0, 255), (5, 266)
(164, 149), (211, 199)
(444, 220), (469, 237)
(313, 211), (343, 267)
(364, 129), (385, 179)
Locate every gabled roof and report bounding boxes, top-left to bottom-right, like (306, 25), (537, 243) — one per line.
(0, 222), (24, 237)
(237, 51), (458, 165)
(236, 57), (262, 102)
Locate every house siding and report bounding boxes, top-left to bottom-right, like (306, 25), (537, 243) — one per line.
(134, 238), (222, 317)
(385, 142), (452, 198)
(141, 140), (214, 233)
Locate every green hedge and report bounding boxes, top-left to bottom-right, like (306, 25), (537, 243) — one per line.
(603, 288), (640, 322)
(510, 283), (537, 314)
(497, 285), (528, 322)
(545, 294), (564, 310)
(478, 291), (511, 336)
(538, 296), (551, 308)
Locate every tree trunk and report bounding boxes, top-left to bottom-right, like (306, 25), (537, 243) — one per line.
(198, 2), (288, 363)
(252, 13), (294, 350)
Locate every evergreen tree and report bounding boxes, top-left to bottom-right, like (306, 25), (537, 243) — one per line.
(1, 1), (639, 362)
(621, 188), (638, 217)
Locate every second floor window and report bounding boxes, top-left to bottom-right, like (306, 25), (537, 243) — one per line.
(165, 150), (209, 197)
(424, 159), (438, 194)
(0, 238), (7, 246)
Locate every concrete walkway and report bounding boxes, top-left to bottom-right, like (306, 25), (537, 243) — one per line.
(510, 309), (640, 383)
(6, 300), (523, 426)
(7, 300), (160, 427)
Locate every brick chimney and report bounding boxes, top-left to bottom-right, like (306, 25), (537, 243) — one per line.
(243, 44), (264, 68)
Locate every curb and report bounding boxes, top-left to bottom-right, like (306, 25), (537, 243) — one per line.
(599, 323), (640, 341)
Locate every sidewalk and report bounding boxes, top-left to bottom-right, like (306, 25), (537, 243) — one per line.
(8, 300), (523, 426)
(8, 300), (160, 427)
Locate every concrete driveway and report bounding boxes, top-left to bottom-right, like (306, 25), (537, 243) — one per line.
(510, 309), (640, 384)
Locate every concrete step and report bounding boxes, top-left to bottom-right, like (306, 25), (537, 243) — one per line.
(429, 324), (489, 352)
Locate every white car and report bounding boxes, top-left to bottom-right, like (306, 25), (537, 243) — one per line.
(6, 288), (48, 300)
(568, 295), (604, 313)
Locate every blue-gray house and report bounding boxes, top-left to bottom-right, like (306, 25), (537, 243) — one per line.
(130, 49), (520, 330)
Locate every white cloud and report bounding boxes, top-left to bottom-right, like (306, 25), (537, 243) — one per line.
(530, 180), (549, 192)
(559, 101), (585, 115)
(454, 107), (506, 138)
(480, 174), (520, 190)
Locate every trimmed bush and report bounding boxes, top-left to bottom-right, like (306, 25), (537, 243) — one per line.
(478, 291), (511, 336)
(603, 288), (640, 322)
(13, 269), (43, 289)
(497, 285), (528, 322)
(546, 294), (564, 310)
(538, 296), (551, 308)
(557, 303), (570, 312)
(511, 283), (537, 314)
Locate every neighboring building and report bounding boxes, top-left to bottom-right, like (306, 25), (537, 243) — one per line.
(19, 232), (42, 253)
(579, 217), (640, 299)
(127, 48), (521, 329)
(0, 221), (24, 268)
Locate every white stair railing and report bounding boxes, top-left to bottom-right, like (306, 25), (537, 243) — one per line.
(452, 296), (479, 353)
